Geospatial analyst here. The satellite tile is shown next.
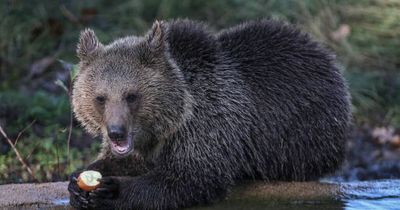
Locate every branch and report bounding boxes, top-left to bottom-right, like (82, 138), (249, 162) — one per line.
(0, 125), (38, 182)
(60, 5), (80, 24)
(14, 119), (36, 146)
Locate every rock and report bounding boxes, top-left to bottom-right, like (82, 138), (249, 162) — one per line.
(0, 182), (70, 209)
(1, 180), (399, 209)
(0, 181), (339, 209)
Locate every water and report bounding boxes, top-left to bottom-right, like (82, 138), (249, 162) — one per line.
(341, 180), (400, 210)
(193, 179), (400, 210)
(52, 198), (70, 206)
(50, 179), (400, 210)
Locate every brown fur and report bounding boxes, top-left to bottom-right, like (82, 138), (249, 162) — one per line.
(69, 19), (351, 210)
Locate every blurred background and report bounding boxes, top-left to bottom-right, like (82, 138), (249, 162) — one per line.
(0, 0), (399, 184)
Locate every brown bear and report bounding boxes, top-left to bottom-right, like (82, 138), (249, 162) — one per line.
(68, 19), (351, 210)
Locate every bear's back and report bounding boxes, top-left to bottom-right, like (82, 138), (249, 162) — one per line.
(215, 20), (351, 180)
(216, 19), (338, 86)
(166, 19), (350, 180)
(215, 19), (349, 121)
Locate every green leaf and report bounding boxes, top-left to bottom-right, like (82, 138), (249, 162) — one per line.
(54, 80), (69, 93)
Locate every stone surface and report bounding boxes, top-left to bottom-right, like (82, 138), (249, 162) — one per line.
(0, 182), (70, 209)
(0, 181), (339, 209)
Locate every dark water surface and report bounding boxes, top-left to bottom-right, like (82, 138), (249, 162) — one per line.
(193, 179), (400, 210)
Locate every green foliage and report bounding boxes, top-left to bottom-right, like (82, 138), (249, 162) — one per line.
(0, 91), (100, 184)
(0, 130), (100, 184)
(345, 70), (400, 127)
(0, 91), (69, 132)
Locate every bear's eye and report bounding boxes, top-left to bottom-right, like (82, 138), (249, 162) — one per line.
(95, 96), (106, 105)
(126, 94), (137, 103)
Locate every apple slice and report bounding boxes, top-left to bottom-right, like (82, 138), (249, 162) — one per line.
(77, 170), (102, 192)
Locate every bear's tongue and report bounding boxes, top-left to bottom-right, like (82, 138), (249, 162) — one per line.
(111, 140), (129, 153)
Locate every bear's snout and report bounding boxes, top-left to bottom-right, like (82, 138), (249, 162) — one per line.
(107, 125), (127, 141)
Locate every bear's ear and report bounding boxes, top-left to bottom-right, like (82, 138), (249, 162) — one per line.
(146, 20), (166, 51)
(77, 28), (103, 60)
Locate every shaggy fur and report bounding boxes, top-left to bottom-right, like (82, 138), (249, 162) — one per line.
(68, 19), (351, 210)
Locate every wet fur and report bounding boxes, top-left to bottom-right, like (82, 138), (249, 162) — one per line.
(69, 19), (351, 209)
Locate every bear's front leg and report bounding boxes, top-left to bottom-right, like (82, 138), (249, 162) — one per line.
(68, 159), (110, 210)
(67, 160), (112, 209)
(87, 160), (234, 210)
(68, 154), (149, 209)
(68, 170), (90, 209)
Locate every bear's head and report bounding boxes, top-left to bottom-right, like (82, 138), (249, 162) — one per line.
(72, 21), (193, 157)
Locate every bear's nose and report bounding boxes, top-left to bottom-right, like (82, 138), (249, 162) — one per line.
(107, 125), (126, 140)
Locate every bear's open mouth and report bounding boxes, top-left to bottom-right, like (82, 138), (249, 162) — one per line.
(110, 134), (133, 156)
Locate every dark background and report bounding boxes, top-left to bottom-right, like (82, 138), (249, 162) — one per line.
(0, 0), (399, 184)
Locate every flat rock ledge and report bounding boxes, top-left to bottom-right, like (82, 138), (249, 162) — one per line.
(0, 182), (70, 209)
(0, 181), (340, 209)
